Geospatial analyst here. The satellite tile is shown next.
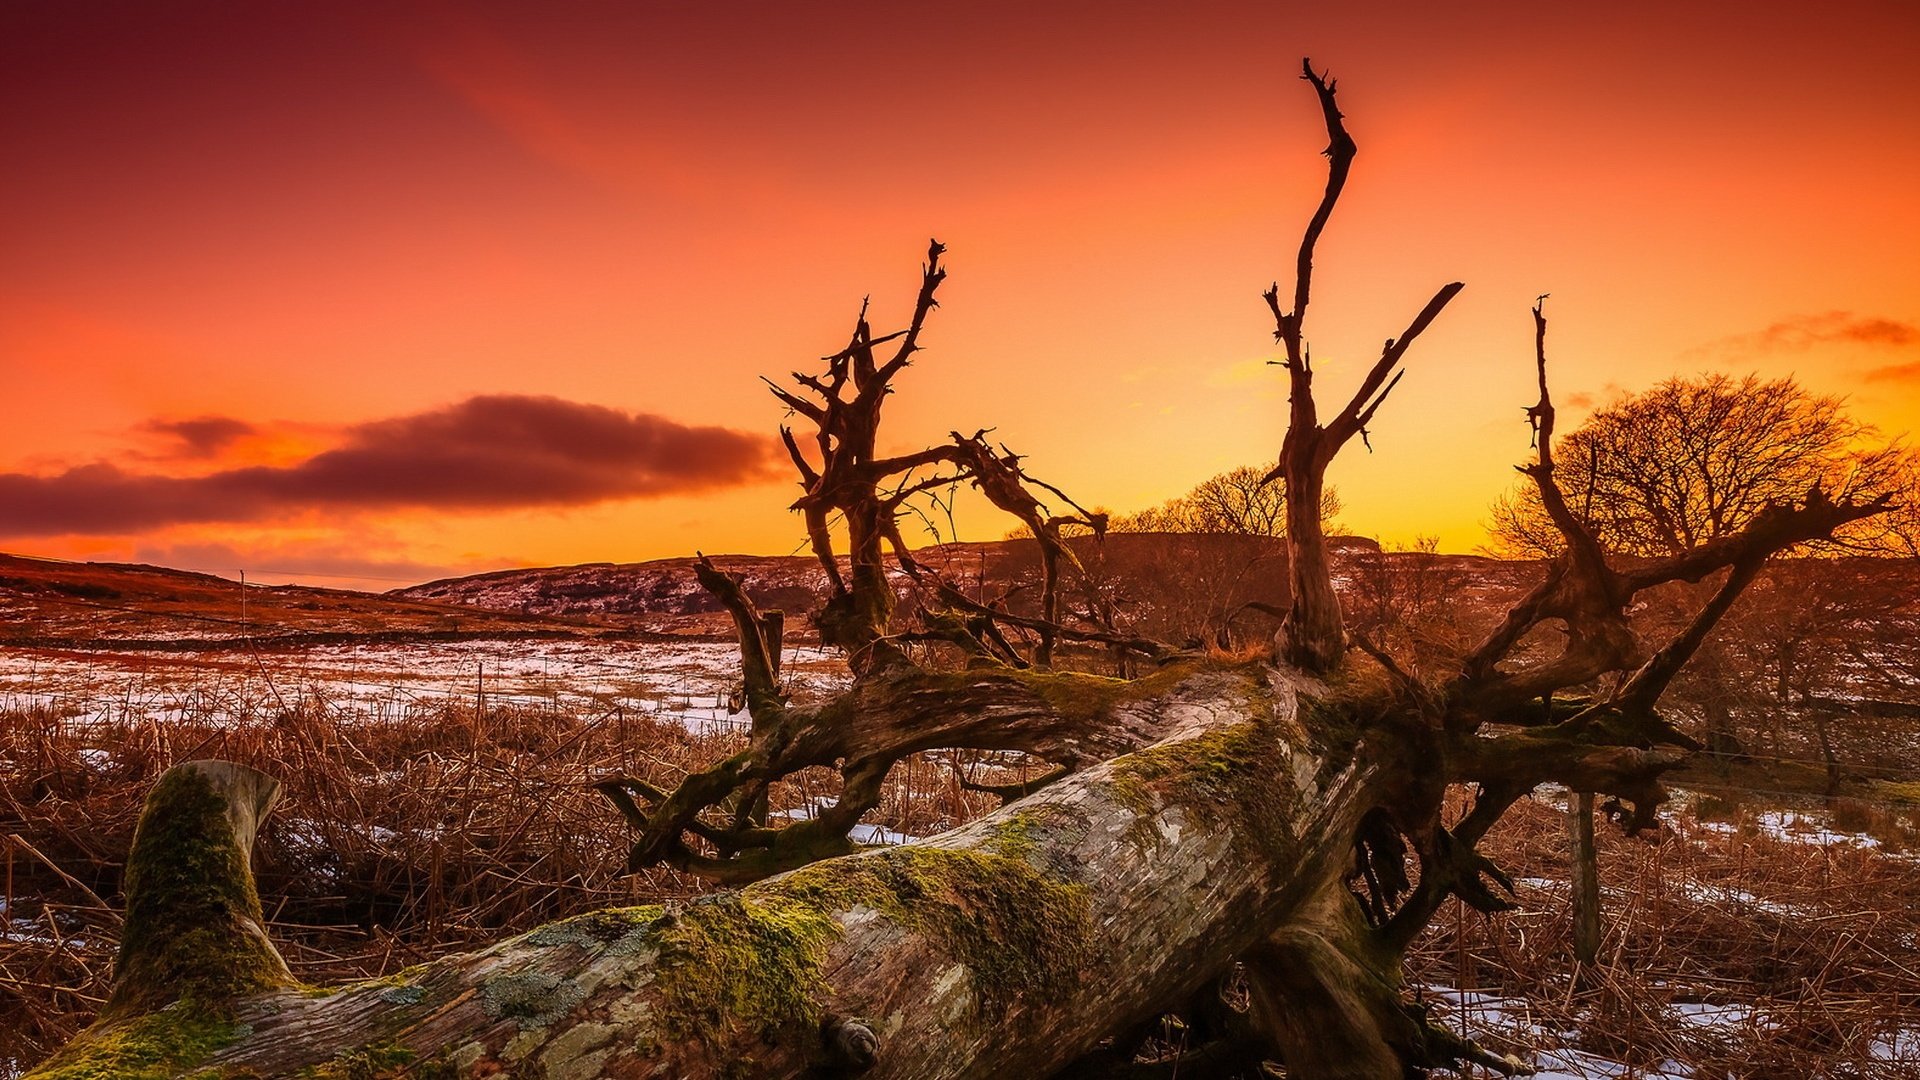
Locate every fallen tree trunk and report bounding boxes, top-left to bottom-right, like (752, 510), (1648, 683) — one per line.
(30, 663), (1396, 1080)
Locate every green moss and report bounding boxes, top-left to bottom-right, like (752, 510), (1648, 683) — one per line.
(627, 832), (1093, 1053)
(1107, 721), (1301, 862)
(987, 808), (1053, 861)
(766, 842), (1093, 1014)
(298, 961), (428, 1000)
(647, 893), (840, 1051)
(108, 768), (292, 1018)
(25, 768), (307, 1078)
(293, 904), (671, 1020)
(524, 904), (665, 952)
(1110, 723), (1265, 809)
(23, 1007), (242, 1080)
(1011, 659), (1207, 721)
(1290, 671), (1402, 755)
(1294, 691), (1363, 754)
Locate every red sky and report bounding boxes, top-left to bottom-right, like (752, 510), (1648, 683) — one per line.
(3, 1), (1917, 589)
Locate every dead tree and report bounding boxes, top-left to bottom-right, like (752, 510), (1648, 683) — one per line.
(1261, 64), (1463, 675)
(30, 60), (1894, 1080)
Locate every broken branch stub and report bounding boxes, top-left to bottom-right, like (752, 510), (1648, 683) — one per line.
(109, 759), (293, 1018)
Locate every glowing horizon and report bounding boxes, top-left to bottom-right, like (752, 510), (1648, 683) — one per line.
(4, 3), (1917, 590)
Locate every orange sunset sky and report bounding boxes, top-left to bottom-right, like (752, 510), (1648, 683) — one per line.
(3, 2), (1918, 590)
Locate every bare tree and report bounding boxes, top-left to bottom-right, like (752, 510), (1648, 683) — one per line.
(1023, 465), (1347, 651)
(1487, 371), (1912, 771)
(1115, 463), (1341, 537)
(33, 61), (1895, 1080)
(1488, 372), (1903, 559)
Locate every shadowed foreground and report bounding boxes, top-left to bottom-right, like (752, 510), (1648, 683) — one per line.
(31, 665), (1395, 1078)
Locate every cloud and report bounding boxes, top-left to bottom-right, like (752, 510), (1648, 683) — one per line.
(141, 416), (256, 458)
(0, 395), (779, 538)
(1560, 383), (1625, 411)
(1863, 361), (1920, 385)
(1689, 311), (1919, 359)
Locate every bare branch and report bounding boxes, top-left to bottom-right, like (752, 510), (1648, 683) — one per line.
(763, 377), (826, 423)
(1324, 282), (1465, 453)
(1519, 299), (1613, 577)
(883, 470), (968, 509)
(1456, 300), (1631, 696)
(1449, 733), (1686, 835)
(1620, 487), (1896, 593)
(693, 556), (786, 728)
(1613, 558), (1763, 715)
(1265, 61), (1462, 675)
(779, 425), (819, 486)
(952, 763), (1072, 803)
(874, 239), (948, 385)
(822, 328), (907, 366)
(869, 444), (967, 479)
(934, 582), (1176, 659)
(1273, 58), (1358, 364)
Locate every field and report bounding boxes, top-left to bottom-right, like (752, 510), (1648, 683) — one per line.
(3, 554), (1919, 1078)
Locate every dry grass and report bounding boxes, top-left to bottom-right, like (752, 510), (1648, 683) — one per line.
(1, 696), (691, 1067)
(1408, 788), (1920, 1078)
(0, 671), (1053, 1075)
(5, 679), (1919, 1078)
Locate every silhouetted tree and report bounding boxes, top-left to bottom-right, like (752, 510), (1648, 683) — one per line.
(1486, 373), (1911, 772)
(1115, 463), (1341, 537)
(1488, 373), (1903, 559)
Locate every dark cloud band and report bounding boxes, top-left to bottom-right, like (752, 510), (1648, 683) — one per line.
(0, 395), (777, 537)
(1694, 312), (1918, 359)
(143, 416), (256, 458)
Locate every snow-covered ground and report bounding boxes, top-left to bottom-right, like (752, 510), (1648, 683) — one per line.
(1422, 984), (1695, 1078)
(6, 636), (1917, 1077)
(1423, 982), (1918, 1077)
(1691, 807), (1894, 849)
(1421, 787), (1920, 1077)
(770, 796), (923, 846)
(0, 638), (848, 734)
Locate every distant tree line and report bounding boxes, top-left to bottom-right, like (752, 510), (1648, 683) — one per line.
(998, 374), (1920, 784)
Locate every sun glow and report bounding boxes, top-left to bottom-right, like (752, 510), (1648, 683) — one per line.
(3, 3), (1917, 585)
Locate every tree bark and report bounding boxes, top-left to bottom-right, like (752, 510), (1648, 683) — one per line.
(29, 664), (1401, 1080)
(1567, 790), (1600, 968)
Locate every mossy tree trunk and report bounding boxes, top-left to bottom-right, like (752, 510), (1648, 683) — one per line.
(32, 668), (1409, 1080)
(28, 657), (1707, 1079)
